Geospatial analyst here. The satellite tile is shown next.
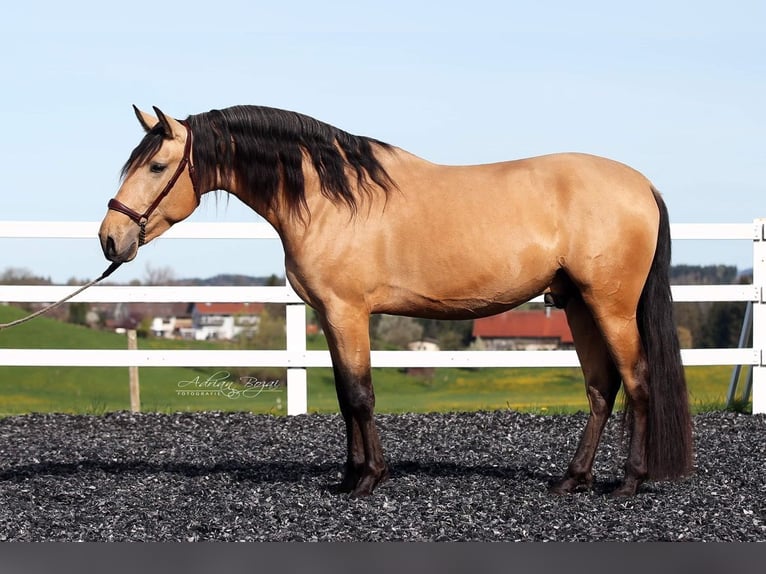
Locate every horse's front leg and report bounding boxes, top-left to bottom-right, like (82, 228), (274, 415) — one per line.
(331, 364), (366, 492)
(320, 305), (388, 497)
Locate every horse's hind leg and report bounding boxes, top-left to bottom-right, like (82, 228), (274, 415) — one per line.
(551, 294), (621, 494)
(581, 295), (652, 496)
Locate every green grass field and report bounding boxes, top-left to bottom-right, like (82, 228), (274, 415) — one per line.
(0, 304), (747, 416)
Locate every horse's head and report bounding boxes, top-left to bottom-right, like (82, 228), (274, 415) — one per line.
(99, 106), (199, 263)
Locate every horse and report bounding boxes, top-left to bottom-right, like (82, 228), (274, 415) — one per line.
(99, 105), (693, 497)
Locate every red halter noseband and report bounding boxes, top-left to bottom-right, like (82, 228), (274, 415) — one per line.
(107, 121), (198, 246)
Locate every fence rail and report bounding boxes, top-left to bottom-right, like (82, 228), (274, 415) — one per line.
(1, 220), (764, 414)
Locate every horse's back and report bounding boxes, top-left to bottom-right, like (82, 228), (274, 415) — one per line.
(335, 153), (657, 317)
(290, 150), (660, 318)
(381, 150), (660, 270)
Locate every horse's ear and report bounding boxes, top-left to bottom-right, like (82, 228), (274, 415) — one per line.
(152, 106), (185, 140)
(133, 105), (158, 133)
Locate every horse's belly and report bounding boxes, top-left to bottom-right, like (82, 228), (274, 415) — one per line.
(368, 260), (556, 319)
(373, 295), (537, 320)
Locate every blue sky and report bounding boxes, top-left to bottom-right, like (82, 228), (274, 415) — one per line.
(1, 0), (764, 283)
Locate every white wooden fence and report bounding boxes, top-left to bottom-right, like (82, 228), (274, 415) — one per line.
(1, 220), (764, 414)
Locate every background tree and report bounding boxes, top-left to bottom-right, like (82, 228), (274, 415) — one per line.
(143, 263), (176, 285)
(676, 325), (693, 349)
(701, 302), (747, 348)
(68, 302), (89, 326)
(416, 318), (474, 349)
(373, 315), (424, 349)
(0, 267), (52, 312)
(0, 267), (51, 285)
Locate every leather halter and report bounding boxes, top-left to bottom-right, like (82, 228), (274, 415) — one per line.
(107, 121), (198, 246)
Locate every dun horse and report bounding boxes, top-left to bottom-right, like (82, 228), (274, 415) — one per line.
(99, 105), (693, 497)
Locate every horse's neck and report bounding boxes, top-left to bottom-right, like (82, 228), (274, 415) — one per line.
(231, 145), (424, 236)
(223, 172), (283, 232)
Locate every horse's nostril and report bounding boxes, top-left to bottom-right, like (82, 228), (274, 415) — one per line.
(105, 236), (117, 259)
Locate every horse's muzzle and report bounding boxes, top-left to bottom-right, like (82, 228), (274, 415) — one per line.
(101, 235), (138, 263)
(99, 225), (139, 263)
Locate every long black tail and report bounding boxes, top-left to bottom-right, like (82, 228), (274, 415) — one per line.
(635, 188), (694, 479)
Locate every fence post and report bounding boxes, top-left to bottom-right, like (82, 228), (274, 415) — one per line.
(127, 329), (140, 413)
(726, 301), (753, 407)
(751, 219), (766, 414)
(285, 302), (308, 415)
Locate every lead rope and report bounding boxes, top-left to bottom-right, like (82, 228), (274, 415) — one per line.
(0, 261), (122, 330)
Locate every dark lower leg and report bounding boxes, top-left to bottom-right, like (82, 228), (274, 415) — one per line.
(551, 384), (618, 494)
(335, 368), (388, 497)
(613, 360), (650, 496)
(350, 414), (389, 497)
(333, 364), (365, 492)
(613, 407), (649, 496)
(337, 416), (365, 492)
(552, 294), (619, 494)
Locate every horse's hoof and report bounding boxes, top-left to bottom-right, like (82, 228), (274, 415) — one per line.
(549, 475), (592, 495)
(349, 477), (377, 498)
(610, 477), (643, 497)
(549, 479), (575, 495)
(333, 462), (365, 494)
(349, 487), (373, 499)
(333, 472), (360, 494)
(333, 480), (356, 494)
(348, 467), (389, 498)
(610, 486), (636, 497)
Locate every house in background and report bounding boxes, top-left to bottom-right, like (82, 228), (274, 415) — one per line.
(100, 302), (190, 334)
(190, 302), (265, 340)
(150, 315), (194, 339)
(99, 301), (266, 340)
(472, 309), (574, 350)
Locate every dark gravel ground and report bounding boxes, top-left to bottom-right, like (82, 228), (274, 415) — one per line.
(0, 410), (763, 541)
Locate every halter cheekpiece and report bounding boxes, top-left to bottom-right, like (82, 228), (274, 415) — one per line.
(107, 121), (198, 246)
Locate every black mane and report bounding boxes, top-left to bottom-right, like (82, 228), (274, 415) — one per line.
(184, 105), (396, 217)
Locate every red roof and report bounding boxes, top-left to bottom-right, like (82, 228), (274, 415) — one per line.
(473, 309), (573, 344)
(193, 302), (265, 315)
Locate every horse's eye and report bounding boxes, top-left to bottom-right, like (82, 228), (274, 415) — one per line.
(150, 163), (166, 174)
